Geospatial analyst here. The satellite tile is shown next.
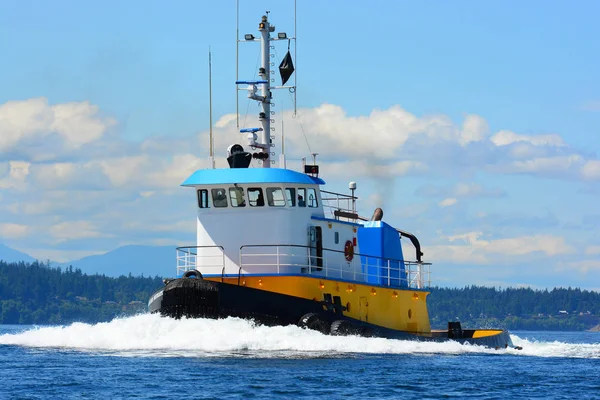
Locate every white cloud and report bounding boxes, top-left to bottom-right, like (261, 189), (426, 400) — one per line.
(212, 105), (494, 163)
(0, 98), (53, 150)
(2, 97), (599, 288)
(417, 182), (505, 199)
(460, 114), (489, 145)
(563, 260), (600, 274)
(322, 159), (427, 179)
(585, 246), (600, 256)
(454, 182), (504, 198)
(28, 161), (112, 190)
(439, 198), (458, 207)
(50, 101), (113, 146)
(494, 155), (584, 177)
(0, 223), (29, 239)
(49, 221), (110, 242)
(581, 160), (600, 180)
(487, 235), (574, 256)
(0, 161), (30, 190)
(97, 156), (148, 187)
(490, 130), (565, 147)
(5, 97), (595, 197)
(148, 154), (209, 187)
(19, 248), (109, 264)
(428, 232), (575, 265)
(94, 153), (208, 189)
(0, 97), (115, 160)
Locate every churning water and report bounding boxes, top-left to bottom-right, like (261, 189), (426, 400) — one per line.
(1, 314), (598, 399)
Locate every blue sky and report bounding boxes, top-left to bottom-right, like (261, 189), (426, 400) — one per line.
(1, 0), (599, 289)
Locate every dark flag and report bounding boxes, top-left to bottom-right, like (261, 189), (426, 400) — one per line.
(279, 51), (295, 85)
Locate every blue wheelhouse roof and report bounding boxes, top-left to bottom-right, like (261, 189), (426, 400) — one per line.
(181, 168), (325, 186)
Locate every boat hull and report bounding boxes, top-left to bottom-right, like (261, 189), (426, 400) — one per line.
(148, 276), (515, 349)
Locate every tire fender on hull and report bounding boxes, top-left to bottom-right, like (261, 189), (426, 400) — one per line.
(183, 270), (203, 279)
(330, 320), (356, 336)
(298, 313), (331, 334)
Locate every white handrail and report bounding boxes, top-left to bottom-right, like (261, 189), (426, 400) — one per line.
(239, 244), (431, 288)
(176, 246), (226, 276)
(173, 244), (432, 288)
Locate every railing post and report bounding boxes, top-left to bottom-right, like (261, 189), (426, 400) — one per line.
(221, 247), (225, 276)
(276, 246), (280, 274)
(388, 259), (391, 287)
(239, 247), (243, 280)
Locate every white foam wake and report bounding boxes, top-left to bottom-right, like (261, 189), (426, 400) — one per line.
(510, 335), (599, 359)
(0, 314), (597, 358)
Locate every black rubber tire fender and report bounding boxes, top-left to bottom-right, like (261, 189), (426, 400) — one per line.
(183, 270), (203, 279)
(357, 325), (375, 338)
(298, 313), (331, 334)
(330, 320), (356, 336)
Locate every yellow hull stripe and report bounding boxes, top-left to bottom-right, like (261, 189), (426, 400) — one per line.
(206, 275), (432, 334)
(471, 330), (505, 339)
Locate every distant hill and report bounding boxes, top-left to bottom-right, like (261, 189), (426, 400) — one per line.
(0, 244), (36, 263)
(62, 245), (175, 278)
(0, 243), (176, 278)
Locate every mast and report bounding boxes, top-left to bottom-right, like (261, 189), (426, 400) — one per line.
(257, 14), (273, 167)
(236, 12), (295, 168)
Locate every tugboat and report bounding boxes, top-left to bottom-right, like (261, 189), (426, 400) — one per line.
(148, 12), (516, 349)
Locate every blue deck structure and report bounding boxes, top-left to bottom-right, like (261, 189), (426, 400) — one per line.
(182, 168), (325, 186)
(357, 221), (407, 287)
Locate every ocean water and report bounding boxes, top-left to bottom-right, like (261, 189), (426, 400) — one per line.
(0, 315), (598, 399)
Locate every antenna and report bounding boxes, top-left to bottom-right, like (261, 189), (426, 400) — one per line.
(311, 152), (319, 165)
(209, 47), (215, 169)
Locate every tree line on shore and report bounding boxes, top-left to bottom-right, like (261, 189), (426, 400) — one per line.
(427, 286), (600, 331)
(0, 260), (162, 325)
(1, 260), (599, 330)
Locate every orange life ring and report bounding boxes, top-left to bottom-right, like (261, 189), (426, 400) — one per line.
(344, 240), (354, 262)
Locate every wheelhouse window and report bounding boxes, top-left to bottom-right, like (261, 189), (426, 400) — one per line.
(197, 189), (209, 208)
(297, 188), (306, 207)
(229, 187), (246, 207)
(248, 187), (264, 207)
(285, 188), (296, 207)
(266, 187), (286, 207)
(307, 188), (318, 208)
(211, 188), (228, 208)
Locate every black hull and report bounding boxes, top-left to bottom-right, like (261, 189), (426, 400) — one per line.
(149, 276), (324, 326)
(148, 277), (516, 349)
